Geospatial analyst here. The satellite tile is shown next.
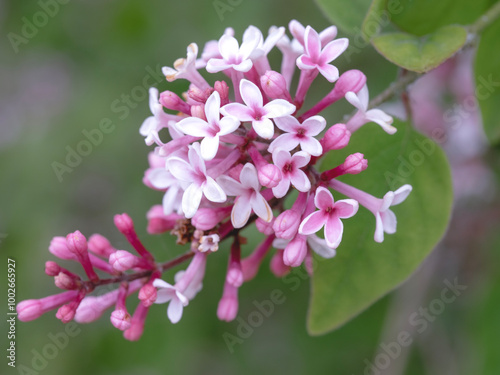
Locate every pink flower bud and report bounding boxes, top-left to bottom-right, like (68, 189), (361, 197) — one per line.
(192, 206), (231, 231)
(214, 81), (229, 105)
(258, 164), (282, 188)
(321, 124), (351, 152)
(343, 153), (368, 175)
(283, 235), (308, 267)
(190, 104), (206, 120)
(273, 210), (301, 239)
(66, 230), (88, 256)
(88, 234), (115, 257)
(56, 302), (77, 323)
(333, 69), (367, 98)
(17, 300), (43, 322)
(54, 272), (79, 290)
(114, 213), (134, 234)
(217, 296), (238, 322)
(146, 205), (182, 234)
(187, 86), (212, 103)
(110, 309), (131, 331)
(138, 284), (157, 307)
(270, 250), (291, 277)
(260, 70), (292, 101)
(160, 90), (191, 113)
(255, 218), (275, 235)
(49, 236), (75, 260)
(45, 261), (61, 276)
(109, 250), (142, 272)
(226, 267), (243, 287)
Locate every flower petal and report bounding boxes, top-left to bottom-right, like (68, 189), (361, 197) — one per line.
(162, 186), (181, 215)
(167, 297), (185, 324)
(319, 38), (348, 64)
(302, 115), (326, 136)
(291, 151), (311, 168)
(392, 184), (413, 205)
(374, 212), (385, 243)
(290, 169), (311, 192)
(218, 34), (239, 61)
(200, 135), (220, 161)
(304, 26), (321, 61)
(221, 103), (255, 122)
(272, 178), (291, 198)
(149, 168), (174, 189)
(273, 115), (300, 132)
(381, 209), (397, 234)
(167, 157), (195, 182)
(217, 175), (245, 196)
(205, 91), (221, 126)
(314, 187), (334, 210)
(299, 136), (323, 156)
(299, 211), (326, 235)
(252, 118), (275, 139)
(317, 63), (339, 83)
(240, 79), (263, 110)
(202, 177), (227, 203)
(307, 234), (336, 259)
(206, 58), (232, 73)
(182, 183), (203, 218)
(232, 194), (252, 228)
(263, 99), (296, 119)
(175, 117), (210, 138)
(365, 109), (396, 134)
(251, 193), (273, 222)
(272, 148), (291, 169)
(324, 216), (344, 248)
(218, 115), (241, 136)
(345, 91), (365, 112)
(268, 133), (299, 153)
(188, 143), (206, 175)
(240, 163), (260, 191)
(334, 199), (359, 219)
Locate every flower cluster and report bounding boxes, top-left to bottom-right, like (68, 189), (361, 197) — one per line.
(17, 21), (411, 339)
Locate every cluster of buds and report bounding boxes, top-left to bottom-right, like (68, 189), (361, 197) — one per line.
(18, 21), (411, 338)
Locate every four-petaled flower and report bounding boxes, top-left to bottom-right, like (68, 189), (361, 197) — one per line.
(221, 79), (296, 139)
(167, 143), (226, 218)
(206, 32), (261, 73)
(175, 91), (240, 160)
(296, 25), (349, 82)
(345, 84), (396, 134)
(371, 185), (412, 243)
(218, 163), (273, 228)
(271, 149), (311, 198)
(269, 115), (326, 156)
(153, 279), (189, 324)
(163, 43), (198, 82)
(299, 187), (358, 248)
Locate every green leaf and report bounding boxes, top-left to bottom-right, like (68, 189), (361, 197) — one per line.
(308, 121), (453, 335)
(361, 0), (388, 41)
(371, 25), (467, 73)
(315, 0), (373, 35)
(475, 17), (500, 144)
(389, 0), (495, 36)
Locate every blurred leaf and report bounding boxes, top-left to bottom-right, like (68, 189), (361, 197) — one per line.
(389, 0), (494, 36)
(361, 0), (387, 41)
(315, 0), (372, 35)
(308, 121), (453, 335)
(475, 17), (500, 144)
(371, 25), (467, 73)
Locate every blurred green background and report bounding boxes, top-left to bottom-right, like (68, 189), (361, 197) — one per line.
(1, 0), (499, 374)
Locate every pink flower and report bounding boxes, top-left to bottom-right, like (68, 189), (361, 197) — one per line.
(139, 88), (182, 146)
(299, 187), (358, 248)
(166, 143), (227, 218)
(162, 43), (209, 90)
(175, 91), (240, 160)
(296, 26), (348, 82)
(206, 31), (261, 73)
(345, 85), (396, 134)
(271, 149), (311, 198)
(269, 115), (326, 156)
(221, 79), (296, 139)
(289, 20), (338, 48)
(217, 163), (273, 228)
(153, 279), (189, 324)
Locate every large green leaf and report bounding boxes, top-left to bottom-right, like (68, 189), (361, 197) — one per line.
(371, 25), (467, 73)
(315, 0), (373, 35)
(389, 0), (495, 36)
(474, 17), (500, 144)
(308, 121), (453, 335)
(361, 0), (388, 41)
